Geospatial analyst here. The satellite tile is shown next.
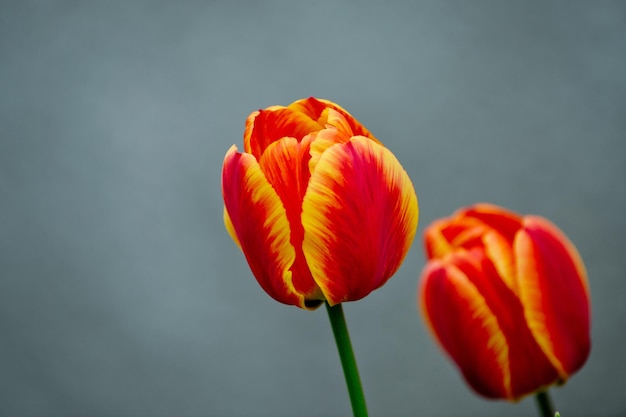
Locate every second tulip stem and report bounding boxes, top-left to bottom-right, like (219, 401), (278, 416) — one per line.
(535, 389), (555, 417)
(325, 302), (368, 417)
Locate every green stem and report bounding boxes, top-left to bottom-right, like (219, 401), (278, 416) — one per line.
(325, 302), (368, 417)
(534, 389), (555, 417)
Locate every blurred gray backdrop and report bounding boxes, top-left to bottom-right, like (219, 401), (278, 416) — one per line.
(1, 1), (625, 416)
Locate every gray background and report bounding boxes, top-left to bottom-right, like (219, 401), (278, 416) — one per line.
(1, 1), (625, 416)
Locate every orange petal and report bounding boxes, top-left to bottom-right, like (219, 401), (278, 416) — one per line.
(301, 136), (418, 305)
(288, 97), (380, 143)
(222, 145), (307, 308)
(243, 107), (324, 160)
(258, 136), (312, 225)
(420, 256), (512, 399)
(515, 216), (591, 379)
(482, 229), (518, 295)
(287, 97), (331, 123)
(420, 251), (560, 400)
(258, 137), (324, 308)
(462, 204), (524, 244)
(307, 109), (355, 174)
(423, 215), (482, 259)
(423, 218), (456, 259)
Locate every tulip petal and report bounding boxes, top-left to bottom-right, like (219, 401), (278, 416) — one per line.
(258, 136), (312, 223)
(516, 216), (591, 379)
(223, 207), (240, 250)
(222, 145), (307, 308)
(424, 216), (487, 259)
(423, 219), (455, 259)
(482, 230), (518, 295)
(288, 97), (379, 143)
(301, 136), (418, 305)
(244, 107), (324, 160)
(308, 109), (355, 174)
(421, 251), (560, 399)
(435, 204), (523, 293)
(421, 257), (511, 398)
(258, 137), (324, 307)
(463, 204), (524, 244)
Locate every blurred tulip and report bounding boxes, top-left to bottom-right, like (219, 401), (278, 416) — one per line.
(419, 203), (590, 400)
(222, 97), (418, 309)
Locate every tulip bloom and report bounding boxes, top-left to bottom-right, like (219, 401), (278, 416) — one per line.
(222, 97), (418, 310)
(419, 204), (590, 400)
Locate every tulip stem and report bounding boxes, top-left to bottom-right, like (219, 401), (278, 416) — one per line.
(325, 302), (368, 417)
(534, 389), (555, 417)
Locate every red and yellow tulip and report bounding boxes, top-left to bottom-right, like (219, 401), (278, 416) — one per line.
(222, 97), (419, 310)
(419, 204), (590, 400)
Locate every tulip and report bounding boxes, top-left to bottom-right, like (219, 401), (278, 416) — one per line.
(419, 203), (590, 401)
(222, 97), (419, 310)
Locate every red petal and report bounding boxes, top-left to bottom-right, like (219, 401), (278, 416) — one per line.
(420, 256), (512, 399)
(289, 97), (380, 143)
(482, 229), (518, 294)
(258, 137), (323, 308)
(287, 97), (330, 123)
(301, 137), (418, 305)
(243, 97), (380, 162)
(222, 145), (309, 308)
(307, 109), (355, 174)
(421, 251), (560, 399)
(424, 216), (488, 259)
(515, 216), (591, 378)
(423, 218), (456, 259)
(244, 107), (324, 160)
(462, 204), (524, 244)
(258, 137), (312, 229)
